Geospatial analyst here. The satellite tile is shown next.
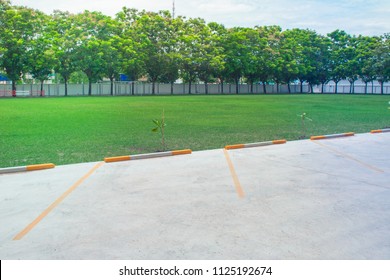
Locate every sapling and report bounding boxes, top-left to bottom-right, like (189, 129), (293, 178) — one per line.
(152, 109), (167, 151)
(297, 112), (312, 139)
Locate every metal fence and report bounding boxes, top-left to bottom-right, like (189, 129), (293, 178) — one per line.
(0, 82), (389, 97)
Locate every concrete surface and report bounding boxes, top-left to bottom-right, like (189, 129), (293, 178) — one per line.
(0, 132), (389, 259)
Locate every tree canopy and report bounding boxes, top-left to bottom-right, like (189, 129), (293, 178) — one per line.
(0, 1), (389, 94)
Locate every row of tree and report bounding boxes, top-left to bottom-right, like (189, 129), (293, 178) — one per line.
(0, 0), (389, 96)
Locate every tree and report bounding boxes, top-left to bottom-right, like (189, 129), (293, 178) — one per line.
(178, 18), (209, 94)
(132, 10), (182, 94)
(208, 22), (228, 93)
(356, 35), (381, 94)
(282, 29), (330, 93)
(116, 8), (146, 95)
(328, 30), (351, 94)
(91, 14), (124, 96)
(223, 27), (253, 94)
(309, 35), (332, 93)
(0, 4), (41, 96)
(195, 21), (224, 94)
(51, 11), (78, 96)
(372, 34), (390, 94)
(344, 36), (360, 94)
(27, 11), (56, 95)
(73, 11), (112, 96)
(256, 26), (282, 94)
(243, 27), (266, 94)
(274, 30), (301, 93)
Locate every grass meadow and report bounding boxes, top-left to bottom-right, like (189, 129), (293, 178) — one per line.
(0, 94), (389, 168)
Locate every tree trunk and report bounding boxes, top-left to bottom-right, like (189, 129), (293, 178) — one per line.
(287, 83), (291, 93)
(205, 81), (208, 94)
(250, 82), (254, 94)
(349, 81), (354, 94)
(12, 80), (16, 97)
(310, 83), (314, 94)
(263, 82), (267, 94)
(235, 78), (239, 94)
(188, 81), (192, 94)
(364, 82), (368, 94)
(380, 81), (384, 95)
(88, 80), (92, 96)
(220, 80), (224, 94)
(152, 81), (156, 95)
(334, 81), (339, 94)
(170, 81), (174, 95)
(64, 77), (68, 96)
(40, 80), (44, 96)
(300, 80), (304, 93)
(110, 77), (114, 96)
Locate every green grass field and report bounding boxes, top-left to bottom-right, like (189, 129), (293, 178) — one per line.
(0, 94), (389, 168)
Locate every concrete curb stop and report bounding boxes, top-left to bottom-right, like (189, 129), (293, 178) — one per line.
(225, 139), (287, 150)
(371, 128), (390, 134)
(310, 132), (354, 140)
(104, 149), (192, 163)
(0, 163), (55, 175)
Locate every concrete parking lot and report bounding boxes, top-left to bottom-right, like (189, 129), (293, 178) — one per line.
(0, 132), (389, 259)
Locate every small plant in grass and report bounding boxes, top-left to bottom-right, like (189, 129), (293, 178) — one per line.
(297, 112), (312, 139)
(152, 109), (167, 151)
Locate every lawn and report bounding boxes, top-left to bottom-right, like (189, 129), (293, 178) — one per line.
(0, 94), (389, 168)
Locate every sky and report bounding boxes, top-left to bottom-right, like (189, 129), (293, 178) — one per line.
(10, 0), (390, 36)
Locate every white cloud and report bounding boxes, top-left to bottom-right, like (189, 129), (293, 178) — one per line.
(9, 0), (390, 36)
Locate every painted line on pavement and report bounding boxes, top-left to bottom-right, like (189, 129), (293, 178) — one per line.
(311, 140), (384, 173)
(223, 149), (245, 198)
(13, 162), (104, 240)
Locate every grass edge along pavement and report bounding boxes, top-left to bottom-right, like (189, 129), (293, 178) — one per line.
(0, 94), (389, 168)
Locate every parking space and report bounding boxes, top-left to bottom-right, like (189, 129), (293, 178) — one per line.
(0, 133), (389, 259)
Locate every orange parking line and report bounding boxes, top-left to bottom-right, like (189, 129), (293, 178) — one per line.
(223, 149), (245, 198)
(13, 162), (104, 240)
(311, 140), (384, 173)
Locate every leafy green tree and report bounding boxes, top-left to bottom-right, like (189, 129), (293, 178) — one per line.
(208, 22), (228, 93)
(178, 18), (207, 94)
(356, 35), (381, 94)
(328, 30), (351, 93)
(73, 11), (112, 95)
(0, 4), (41, 95)
(97, 17), (123, 95)
(27, 11), (56, 95)
(274, 30), (301, 93)
(196, 22), (224, 94)
(0, 0), (10, 72)
(242, 27), (266, 93)
(51, 11), (78, 96)
(283, 29), (330, 93)
(372, 34), (390, 94)
(132, 10), (181, 94)
(223, 27), (253, 94)
(256, 26), (282, 93)
(309, 34), (332, 93)
(344, 36), (360, 93)
(116, 8), (146, 95)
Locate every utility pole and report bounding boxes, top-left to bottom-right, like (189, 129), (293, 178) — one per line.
(172, 0), (175, 19)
